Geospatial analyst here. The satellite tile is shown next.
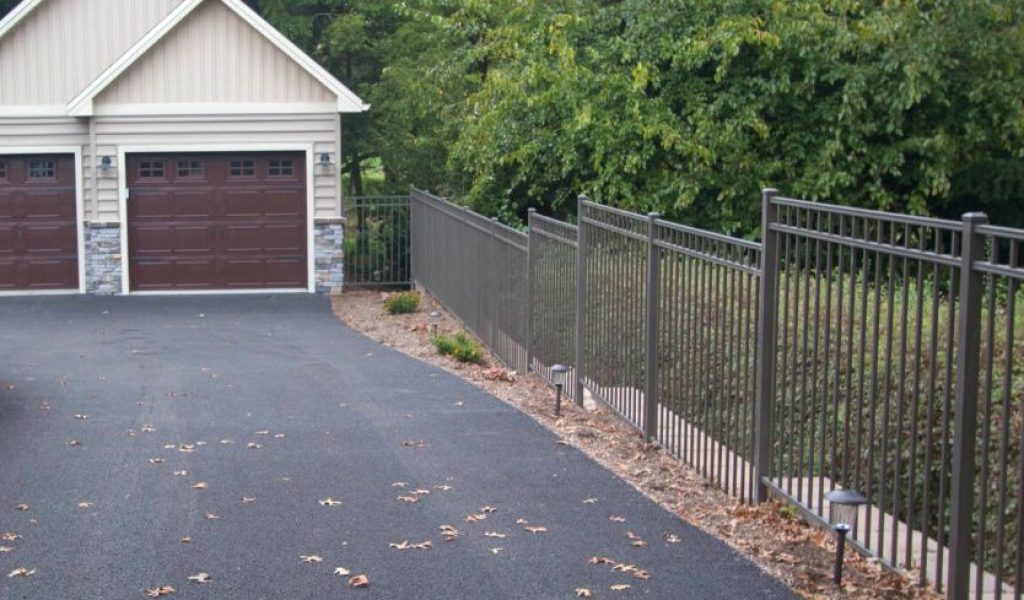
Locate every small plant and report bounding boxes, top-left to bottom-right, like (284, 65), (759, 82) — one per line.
(433, 331), (485, 364)
(383, 291), (421, 315)
(778, 504), (799, 522)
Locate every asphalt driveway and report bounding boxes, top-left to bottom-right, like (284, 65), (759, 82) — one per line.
(0, 295), (794, 599)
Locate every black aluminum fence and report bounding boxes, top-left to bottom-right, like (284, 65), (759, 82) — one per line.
(344, 195), (411, 287)
(408, 186), (1024, 599)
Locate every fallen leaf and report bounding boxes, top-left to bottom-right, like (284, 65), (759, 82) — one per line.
(247, 443), (262, 449)
(7, 567), (35, 578)
(319, 498), (343, 507)
(178, 445), (195, 453)
(300, 555), (323, 563)
(0, 546), (12, 553)
(1, 533), (22, 542)
(490, 547), (503, 554)
(397, 495), (420, 503)
(348, 574), (369, 588)
(515, 518), (529, 525)
(191, 482), (208, 490)
(74, 414), (88, 420)
(180, 537), (191, 543)
(144, 586), (175, 597)
(255, 430), (269, 435)
(220, 439), (233, 444)
(391, 482), (408, 488)
(67, 439), (81, 446)
(149, 458), (165, 464)
(609, 516), (626, 522)
(589, 557), (615, 565)
(633, 570), (650, 580)
(242, 496), (256, 504)
(141, 425), (155, 433)
(484, 532), (506, 538)
(173, 471), (189, 477)
(481, 506), (497, 514)
(524, 526), (547, 534)
(401, 440), (428, 448)
(163, 445), (176, 450)
(665, 534), (681, 544)
(583, 498), (598, 504)
(464, 513), (487, 522)
(187, 573), (211, 584)
(274, 433), (286, 439)
(204, 513), (219, 520)
(610, 584), (632, 591)
(77, 501), (94, 508)
(433, 485), (452, 491)
(390, 540), (432, 550)
(439, 525), (459, 541)
(333, 567), (351, 576)
(575, 588), (593, 598)
(15, 504), (28, 511)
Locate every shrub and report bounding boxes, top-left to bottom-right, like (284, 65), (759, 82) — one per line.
(433, 331), (484, 364)
(383, 291), (420, 314)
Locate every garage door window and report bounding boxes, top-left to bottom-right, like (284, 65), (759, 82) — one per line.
(177, 160), (204, 179)
(28, 159), (55, 179)
(229, 159), (255, 177)
(138, 160), (165, 179)
(268, 159), (294, 177)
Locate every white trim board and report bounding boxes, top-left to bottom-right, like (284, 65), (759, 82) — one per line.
(117, 143), (317, 296)
(0, 0), (44, 42)
(92, 102), (341, 117)
(0, 145), (87, 294)
(68, 0), (369, 117)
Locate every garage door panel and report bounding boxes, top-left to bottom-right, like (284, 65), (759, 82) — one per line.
(22, 224), (77, 253)
(127, 152), (306, 291)
(0, 154), (79, 291)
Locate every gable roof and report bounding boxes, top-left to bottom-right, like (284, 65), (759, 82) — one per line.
(0, 0), (368, 115)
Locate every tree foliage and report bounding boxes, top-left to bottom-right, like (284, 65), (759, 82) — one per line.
(3, 0), (1022, 232)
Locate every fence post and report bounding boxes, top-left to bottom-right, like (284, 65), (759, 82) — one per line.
(754, 188), (780, 504)
(490, 217), (500, 352)
(526, 208), (537, 373)
(947, 211), (988, 599)
(574, 196), (589, 406)
(644, 213), (661, 442)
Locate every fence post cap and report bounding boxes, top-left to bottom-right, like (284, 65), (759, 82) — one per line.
(647, 212), (661, 219)
(577, 194), (590, 203)
(762, 187), (779, 196)
(961, 212), (989, 223)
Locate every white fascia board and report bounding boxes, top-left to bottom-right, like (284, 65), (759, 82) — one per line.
(93, 102), (340, 116)
(67, 0), (369, 117)
(0, 0), (45, 42)
(0, 104), (72, 117)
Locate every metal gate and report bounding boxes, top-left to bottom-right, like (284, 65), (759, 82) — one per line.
(343, 195), (411, 287)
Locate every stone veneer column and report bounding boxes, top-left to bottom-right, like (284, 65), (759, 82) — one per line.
(314, 218), (345, 294)
(84, 222), (122, 295)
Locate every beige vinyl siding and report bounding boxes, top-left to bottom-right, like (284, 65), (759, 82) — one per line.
(0, 0), (183, 106)
(92, 114), (339, 221)
(96, 0), (335, 107)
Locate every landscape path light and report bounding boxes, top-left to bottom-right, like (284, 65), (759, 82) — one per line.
(826, 488), (867, 587)
(551, 364), (568, 417)
(429, 311), (440, 337)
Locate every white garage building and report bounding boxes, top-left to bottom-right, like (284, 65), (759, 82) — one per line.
(0, 0), (367, 294)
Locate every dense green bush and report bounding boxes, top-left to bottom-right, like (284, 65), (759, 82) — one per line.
(433, 332), (485, 364)
(383, 291), (421, 314)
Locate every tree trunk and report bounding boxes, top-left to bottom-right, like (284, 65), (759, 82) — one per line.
(349, 155), (364, 196)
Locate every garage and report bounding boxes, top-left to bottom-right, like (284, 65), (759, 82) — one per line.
(0, 154), (80, 292)
(126, 152), (308, 292)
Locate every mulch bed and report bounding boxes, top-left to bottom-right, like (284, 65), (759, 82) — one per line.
(333, 290), (941, 600)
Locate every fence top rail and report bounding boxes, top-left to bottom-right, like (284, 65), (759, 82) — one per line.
(977, 223), (1024, 242)
(654, 218), (762, 252)
(772, 196), (963, 232)
(529, 210), (578, 231)
(346, 195), (411, 202)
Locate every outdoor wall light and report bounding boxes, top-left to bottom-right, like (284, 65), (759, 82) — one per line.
(826, 488), (867, 587)
(429, 311), (440, 337)
(551, 364), (568, 417)
(98, 156), (112, 172)
(319, 152), (332, 167)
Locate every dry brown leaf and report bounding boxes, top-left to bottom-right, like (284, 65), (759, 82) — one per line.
(149, 458), (164, 464)
(242, 496), (256, 504)
(143, 585), (175, 596)
(397, 495), (420, 503)
(609, 515), (626, 522)
(255, 430), (269, 435)
(178, 445), (195, 453)
(589, 557), (615, 565)
(464, 513), (487, 522)
(141, 425), (156, 433)
(77, 501), (94, 508)
(484, 531), (506, 538)
(610, 583), (632, 591)
(7, 567), (35, 578)
(575, 588), (593, 598)
(319, 498), (342, 507)
(173, 471), (188, 477)
(0, 546), (12, 553)
(187, 573), (211, 584)
(247, 443), (262, 449)
(163, 445), (176, 450)
(665, 534), (681, 544)
(180, 537), (191, 543)
(434, 485), (452, 491)
(481, 506), (497, 514)
(391, 481), (408, 488)
(300, 555), (323, 563)
(74, 414), (88, 420)
(67, 439), (81, 446)
(490, 547), (504, 554)
(524, 526), (547, 534)
(219, 439), (233, 444)
(401, 440), (428, 448)
(191, 482), (208, 490)
(204, 513), (219, 520)
(633, 569), (650, 580)
(1, 533), (22, 542)
(582, 498), (598, 504)
(333, 567), (350, 576)
(274, 433), (286, 439)
(14, 504), (28, 511)
(515, 518), (529, 525)
(348, 574), (369, 588)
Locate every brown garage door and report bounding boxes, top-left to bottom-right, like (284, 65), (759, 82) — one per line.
(0, 154), (79, 291)
(127, 152), (307, 291)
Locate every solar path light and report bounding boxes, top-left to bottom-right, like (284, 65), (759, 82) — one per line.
(551, 364), (568, 417)
(826, 488), (867, 587)
(429, 311), (440, 337)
